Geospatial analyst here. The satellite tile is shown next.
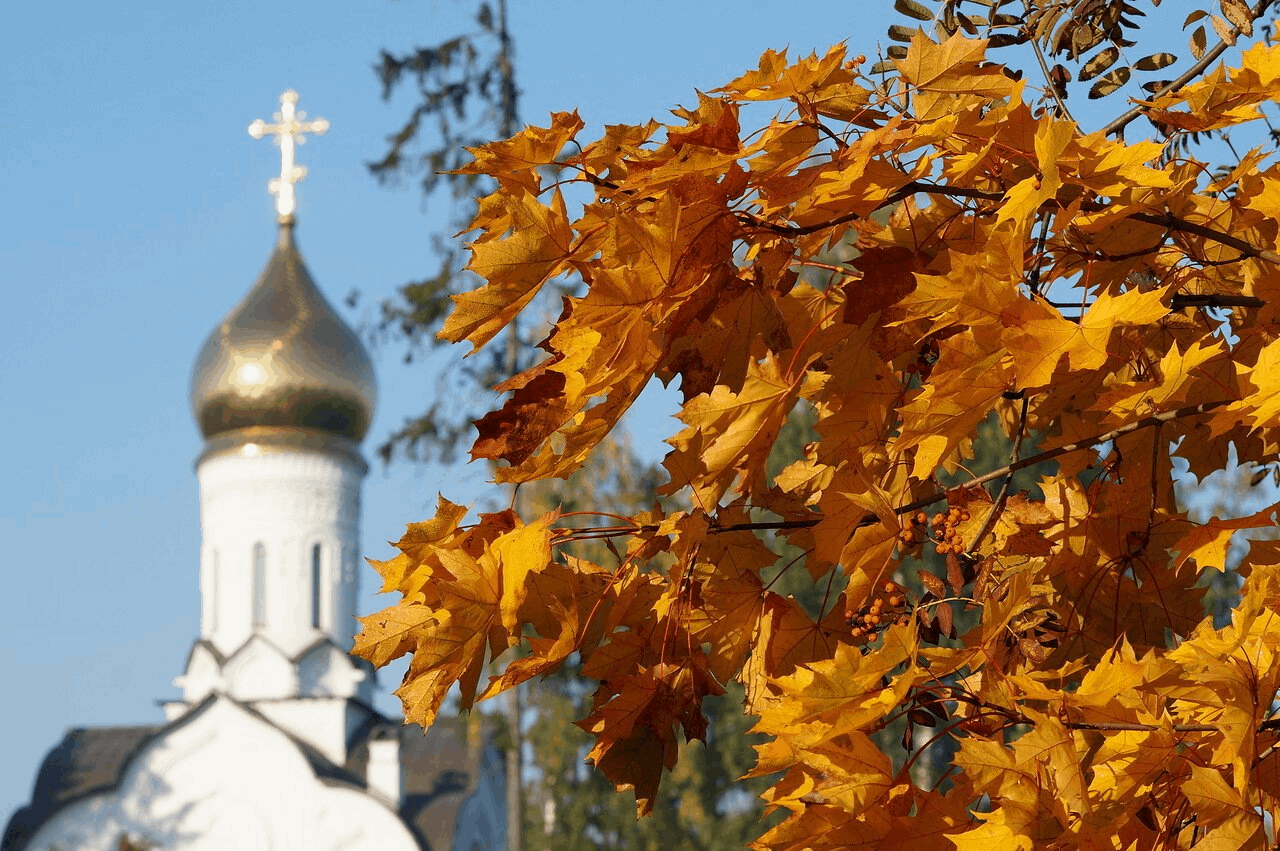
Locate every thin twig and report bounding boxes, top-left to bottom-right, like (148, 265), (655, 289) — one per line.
(1026, 15), (1074, 122)
(739, 182), (1280, 271)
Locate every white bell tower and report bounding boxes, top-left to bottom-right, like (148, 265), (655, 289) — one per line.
(167, 90), (380, 766)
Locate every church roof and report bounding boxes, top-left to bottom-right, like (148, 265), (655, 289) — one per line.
(3, 722), (160, 848)
(3, 697), (501, 851)
(189, 219), (377, 444)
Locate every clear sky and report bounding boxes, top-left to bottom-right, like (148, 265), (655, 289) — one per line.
(0, 0), (917, 822)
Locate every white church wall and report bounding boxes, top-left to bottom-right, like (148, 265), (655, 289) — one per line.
(26, 699), (419, 851)
(249, 697), (354, 767)
(296, 641), (368, 699)
(170, 644), (224, 707)
(222, 635), (297, 702)
(196, 446), (363, 661)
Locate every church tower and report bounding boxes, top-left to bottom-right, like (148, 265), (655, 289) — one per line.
(4, 91), (508, 851)
(168, 90), (379, 762)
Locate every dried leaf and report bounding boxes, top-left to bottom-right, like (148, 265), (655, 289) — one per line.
(1088, 65), (1131, 98)
(919, 570), (947, 598)
(1211, 13), (1238, 45)
(1191, 24), (1208, 58)
(894, 0), (935, 23)
(1080, 46), (1121, 81)
(1221, 0), (1254, 36)
(889, 24), (921, 43)
(1134, 52), (1177, 71)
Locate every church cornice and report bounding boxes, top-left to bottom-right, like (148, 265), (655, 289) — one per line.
(194, 425), (368, 472)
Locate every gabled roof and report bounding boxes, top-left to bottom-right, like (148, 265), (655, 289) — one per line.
(2, 696), (371, 851)
(2, 723), (160, 850)
(4, 697), (504, 851)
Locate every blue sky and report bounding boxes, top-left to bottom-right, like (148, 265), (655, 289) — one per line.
(0, 0), (915, 821)
(2, 0), (1260, 825)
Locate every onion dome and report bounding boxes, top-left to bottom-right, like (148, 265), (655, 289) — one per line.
(190, 219), (376, 444)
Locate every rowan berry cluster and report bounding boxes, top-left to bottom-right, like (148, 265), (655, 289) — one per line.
(898, 511), (929, 549)
(850, 580), (910, 638)
(931, 507), (971, 555)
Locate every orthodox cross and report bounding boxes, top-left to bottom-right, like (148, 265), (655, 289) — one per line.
(248, 90), (329, 219)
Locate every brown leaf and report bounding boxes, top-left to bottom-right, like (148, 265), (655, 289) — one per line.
(1088, 66), (1131, 98)
(1080, 47), (1121, 82)
(1210, 14), (1237, 45)
(894, 0), (934, 22)
(919, 570), (947, 598)
(935, 600), (955, 638)
(1134, 52), (1177, 71)
(1220, 0), (1254, 36)
(888, 24), (920, 43)
(1190, 24), (1207, 58)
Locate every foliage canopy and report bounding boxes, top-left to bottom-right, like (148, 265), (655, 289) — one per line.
(358, 1), (1280, 846)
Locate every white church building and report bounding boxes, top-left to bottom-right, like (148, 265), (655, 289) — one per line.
(3, 92), (507, 851)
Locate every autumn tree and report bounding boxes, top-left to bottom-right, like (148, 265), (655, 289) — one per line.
(358, 0), (1280, 846)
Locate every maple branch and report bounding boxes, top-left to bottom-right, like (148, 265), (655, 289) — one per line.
(1101, 0), (1275, 139)
(950, 399), (1230, 494)
(1129, 210), (1280, 266)
(551, 402), (1234, 546)
(745, 181), (1280, 274)
(1170, 293), (1265, 309)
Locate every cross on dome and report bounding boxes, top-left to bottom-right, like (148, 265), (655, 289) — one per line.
(248, 89), (329, 220)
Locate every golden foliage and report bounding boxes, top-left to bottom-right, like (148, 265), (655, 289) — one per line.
(358, 5), (1280, 846)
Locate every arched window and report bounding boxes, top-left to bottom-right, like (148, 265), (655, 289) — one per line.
(210, 549), (220, 632)
(311, 543), (323, 630)
(345, 549), (358, 622)
(252, 543), (267, 628)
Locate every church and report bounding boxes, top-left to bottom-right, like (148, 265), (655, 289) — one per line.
(3, 92), (507, 851)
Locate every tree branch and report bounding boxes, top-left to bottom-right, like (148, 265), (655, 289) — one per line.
(740, 182), (1280, 272)
(551, 400), (1233, 544)
(1130, 210), (1280, 266)
(1101, 0), (1275, 139)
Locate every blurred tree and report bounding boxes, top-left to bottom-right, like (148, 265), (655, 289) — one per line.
(366, 0), (531, 467)
(1179, 454), (1280, 624)
(369, 7), (531, 844)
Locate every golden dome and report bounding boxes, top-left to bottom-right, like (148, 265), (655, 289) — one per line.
(191, 220), (376, 443)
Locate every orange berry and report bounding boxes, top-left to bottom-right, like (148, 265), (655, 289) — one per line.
(915, 511), (928, 524)
(889, 595), (902, 607)
(867, 614), (882, 625)
(883, 581), (897, 593)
